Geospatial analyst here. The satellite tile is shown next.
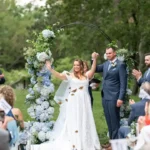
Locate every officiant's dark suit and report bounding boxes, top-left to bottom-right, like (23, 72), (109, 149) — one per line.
(137, 68), (150, 86)
(92, 48), (127, 139)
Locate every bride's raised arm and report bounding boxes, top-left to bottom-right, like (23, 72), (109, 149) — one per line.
(46, 61), (67, 80)
(86, 52), (99, 79)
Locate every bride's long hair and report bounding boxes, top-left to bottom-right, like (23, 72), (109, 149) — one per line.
(73, 59), (85, 79)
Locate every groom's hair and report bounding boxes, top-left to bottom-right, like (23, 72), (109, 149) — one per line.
(106, 46), (117, 52)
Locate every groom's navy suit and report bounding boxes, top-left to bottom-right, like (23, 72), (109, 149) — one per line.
(138, 68), (150, 86)
(95, 58), (127, 139)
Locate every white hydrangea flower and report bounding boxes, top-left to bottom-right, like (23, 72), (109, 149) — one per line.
(48, 50), (52, 57)
(33, 60), (39, 68)
(26, 94), (35, 100)
(41, 101), (49, 109)
(27, 106), (35, 113)
(117, 55), (125, 61)
(33, 122), (42, 132)
(36, 105), (44, 117)
(40, 113), (47, 122)
(46, 121), (55, 128)
(36, 52), (49, 62)
(24, 121), (31, 129)
(49, 83), (55, 93)
(31, 135), (37, 144)
(28, 88), (34, 95)
(42, 29), (55, 38)
(120, 112), (124, 117)
(104, 53), (107, 60)
(30, 76), (36, 85)
(40, 86), (51, 97)
(29, 112), (36, 119)
(27, 58), (33, 64)
(47, 107), (54, 114)
(45, 131), (52, 140)
(127, 89), (132, 95)
(30, 127), (37, 134)
(33, 84), (41, 93)
(38, 131), (46, 142)
(42, 126), (49, 133)
(36, 98), (43, 105)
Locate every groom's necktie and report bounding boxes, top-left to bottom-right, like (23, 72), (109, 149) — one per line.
(146, 68), (150, 78)
(108, 61), (112, 71)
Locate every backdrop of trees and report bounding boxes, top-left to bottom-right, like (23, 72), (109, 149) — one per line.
(0, 0), (150, 92)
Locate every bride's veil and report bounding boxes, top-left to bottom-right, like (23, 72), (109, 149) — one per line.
(51, 70), (72, 140)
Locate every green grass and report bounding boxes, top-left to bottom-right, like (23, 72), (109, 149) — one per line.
(14, 89), (138, 144)
(14, 89), (108, 143)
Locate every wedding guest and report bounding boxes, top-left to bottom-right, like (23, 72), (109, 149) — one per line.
(0, 70), (5, 84)
(0, 116), (11, 150)
(134, 100), (150, 150)
(92, 46), (127, 140)
(132, 53), (150, 86)
(0, 108), (18, 149)
(0, 85), (24, 129)
(118, 82), (150, 139)
(137, 100), (150, 132)
(134, 125), (150, 150)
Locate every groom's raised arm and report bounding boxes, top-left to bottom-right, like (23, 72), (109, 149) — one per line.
(91, 52), (103, 73)
(91, 60), (103, 73)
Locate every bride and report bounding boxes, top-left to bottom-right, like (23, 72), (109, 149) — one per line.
(32, 55), (101, 150)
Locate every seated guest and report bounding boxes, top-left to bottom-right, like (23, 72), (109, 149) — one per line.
(0, 85), (24, 129)
(118, 82), (150, 138)
(134, 101), (150, 150)
(136, 99), (150, 131)
(134, 125), (150, 150)
(0, 109), (18, 149)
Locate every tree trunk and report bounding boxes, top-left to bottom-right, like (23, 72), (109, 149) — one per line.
(132, 39), (144, 95)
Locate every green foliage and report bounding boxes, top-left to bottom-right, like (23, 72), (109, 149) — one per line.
(107, 41), (118, 50)
(0, 0), (36, 69)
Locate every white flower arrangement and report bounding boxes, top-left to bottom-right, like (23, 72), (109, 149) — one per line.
(36, 52), (50, 62)
(126, 89), (132, 95)
(104, 53), (107, 60)
(24, 29), (56, 144)
(42, 29), (55, 38)
(117, 55), (125, 61)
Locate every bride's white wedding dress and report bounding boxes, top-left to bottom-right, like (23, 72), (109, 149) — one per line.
(31, 71), (101, 150)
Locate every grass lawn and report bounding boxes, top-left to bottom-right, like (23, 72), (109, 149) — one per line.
(14, 89), (138, 144)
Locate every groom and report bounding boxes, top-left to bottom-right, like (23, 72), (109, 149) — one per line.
(92, 46), (127, 139)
